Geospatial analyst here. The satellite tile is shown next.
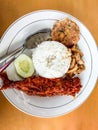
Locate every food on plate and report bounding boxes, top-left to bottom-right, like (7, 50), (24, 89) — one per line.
(14, 54), (34, 78)
(33, 41), (71, 78)
(51, 18), (80, 47)
(0, 73), (82, 96)
(6, 62), (23, 81)
(0, 18), (85, 97)
(6, 50), (32, 81)
(67, 45), (85, 77)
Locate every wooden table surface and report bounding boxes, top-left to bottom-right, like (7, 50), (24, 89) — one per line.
(0, 0), (98, 130)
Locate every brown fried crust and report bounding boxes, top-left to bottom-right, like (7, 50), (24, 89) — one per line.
(51, 18), (80, 47)
(0, 73), (82, 97)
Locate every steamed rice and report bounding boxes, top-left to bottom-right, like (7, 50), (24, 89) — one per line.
(33, 41), (71, 78)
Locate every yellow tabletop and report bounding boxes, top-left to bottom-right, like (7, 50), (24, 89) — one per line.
(0, 0), (98, 130)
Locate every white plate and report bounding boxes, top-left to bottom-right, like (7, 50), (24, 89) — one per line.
(0, 10), (98, 118)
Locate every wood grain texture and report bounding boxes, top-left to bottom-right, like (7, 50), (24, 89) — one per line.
(0, 0), (98, 130)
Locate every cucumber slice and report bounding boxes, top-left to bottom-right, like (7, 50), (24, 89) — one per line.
(6, 62), (23, 81)
(14, 54), (34, 78)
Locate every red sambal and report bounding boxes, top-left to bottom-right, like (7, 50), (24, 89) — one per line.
(0, 73), (82, 96)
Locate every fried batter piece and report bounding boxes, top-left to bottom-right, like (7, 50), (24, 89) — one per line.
(51, 18), (80, 47)
(67, 45), (85, 77)
(0, 73), (82, 97)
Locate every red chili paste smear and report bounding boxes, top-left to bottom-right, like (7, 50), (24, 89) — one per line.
(0, 73), (82, 96)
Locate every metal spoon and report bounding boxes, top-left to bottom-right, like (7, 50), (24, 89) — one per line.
(0, 28), (51, 73)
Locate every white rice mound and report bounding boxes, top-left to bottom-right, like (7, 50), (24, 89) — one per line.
(32, 41), (71, 78)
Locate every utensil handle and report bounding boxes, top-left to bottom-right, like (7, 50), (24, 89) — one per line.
(0, 46), (24, 64)
(0, 57), (15, 73)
